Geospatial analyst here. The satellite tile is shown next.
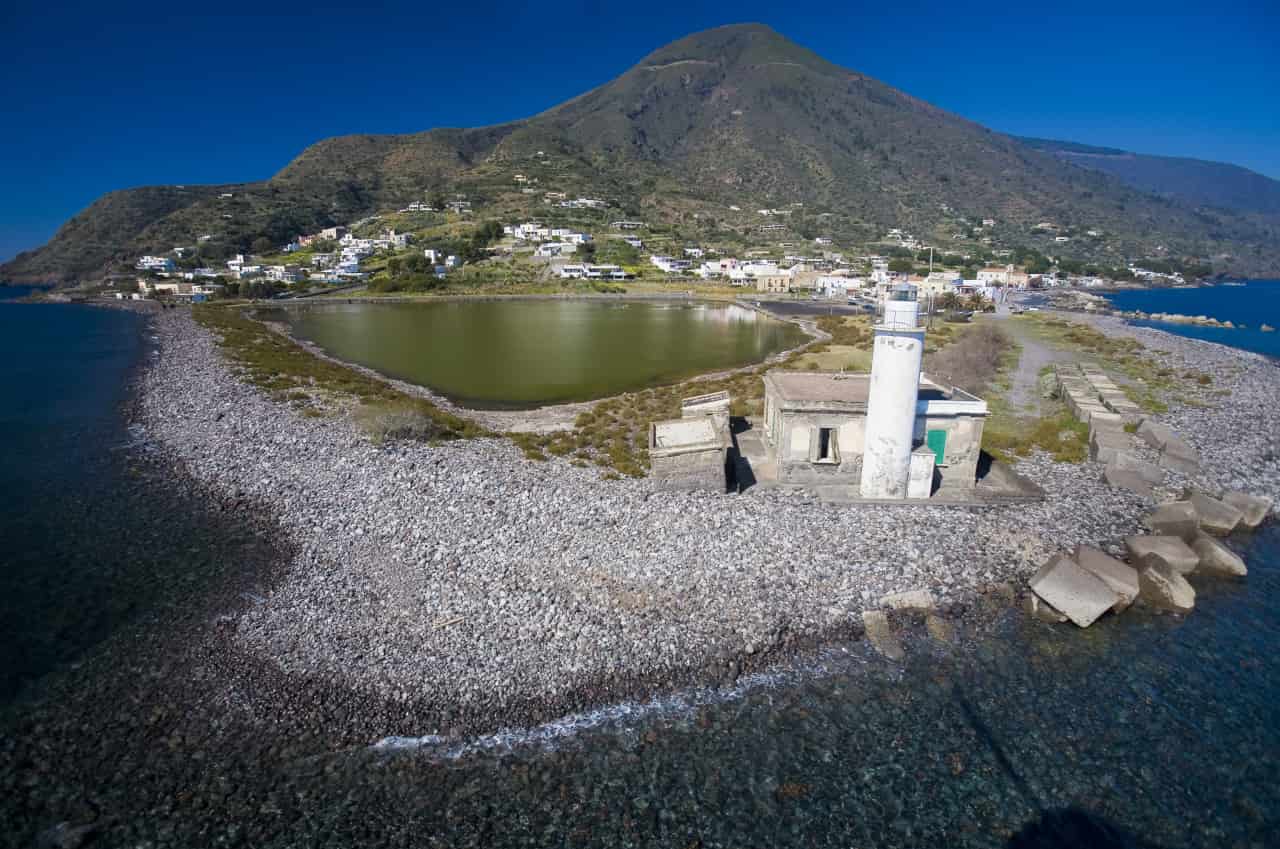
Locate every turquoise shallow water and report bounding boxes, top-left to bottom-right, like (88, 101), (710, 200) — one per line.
(1103, 279), (1280, 357)
(1, 292), (1277, 846)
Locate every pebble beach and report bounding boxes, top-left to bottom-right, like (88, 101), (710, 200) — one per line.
(132, 307), (1280, 738)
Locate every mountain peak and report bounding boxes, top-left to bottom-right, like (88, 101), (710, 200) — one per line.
(636, 22), (839, 76)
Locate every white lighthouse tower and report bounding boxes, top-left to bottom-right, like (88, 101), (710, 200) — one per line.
(860, 283), (926, 499)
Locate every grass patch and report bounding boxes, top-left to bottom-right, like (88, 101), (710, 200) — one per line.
(1014, 313), (1205, 414)
(983, 404), (1090, 463)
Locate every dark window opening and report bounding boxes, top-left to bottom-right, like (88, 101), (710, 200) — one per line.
(817, 427), (836, 462)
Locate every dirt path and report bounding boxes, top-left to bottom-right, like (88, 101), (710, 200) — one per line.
(989, 313), (1079, 416)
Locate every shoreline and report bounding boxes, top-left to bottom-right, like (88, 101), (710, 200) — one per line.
(121, 302), (1280, 741)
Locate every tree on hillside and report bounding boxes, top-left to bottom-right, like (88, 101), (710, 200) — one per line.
(251, 236), (274, 255)
(888, 258), (913, 274)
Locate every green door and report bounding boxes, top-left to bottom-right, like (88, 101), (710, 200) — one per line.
(926, 429), (947, 465)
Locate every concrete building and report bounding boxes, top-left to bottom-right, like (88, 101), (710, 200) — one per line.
(759, 286), (987, 497)
(648, 391), (732, 490)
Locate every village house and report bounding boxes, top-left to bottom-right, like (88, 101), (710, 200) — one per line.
(696, 258), (740, 279)
(265, 265), (303, 283)
(976, 265), (1012, 286)
(535, 242), (578, 258)
(650, 255), (692, 273)
(136, 255), (175, 272)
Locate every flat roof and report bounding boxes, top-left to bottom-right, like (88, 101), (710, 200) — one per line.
(763, 371), (985, 413)
(653, 418), (719, 449)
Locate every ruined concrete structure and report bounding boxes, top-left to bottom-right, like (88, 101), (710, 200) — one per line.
(759, 371), (987, 494)
(648, 391), (732, 490)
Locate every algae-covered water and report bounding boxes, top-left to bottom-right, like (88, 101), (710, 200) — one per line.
(263, 299), (806, 408)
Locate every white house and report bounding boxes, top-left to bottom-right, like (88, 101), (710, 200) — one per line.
(696, 258), (740, 279)
(976, 266), (1011, 285)
(535, 242), (578, 257)
(265, 265), (303, 283)
(650, 255), (692, 273)
(136, 256), (175, 272)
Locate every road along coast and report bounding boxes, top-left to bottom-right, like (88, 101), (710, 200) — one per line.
(135, 307), (1280, 738)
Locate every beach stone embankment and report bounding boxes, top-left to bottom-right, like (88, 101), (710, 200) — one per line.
(136, 307), (1280, 736)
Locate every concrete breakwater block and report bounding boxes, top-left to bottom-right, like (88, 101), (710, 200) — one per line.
(1104, 464), (1154, 496)
(1187, 491), (1243, 536)
(1125, 535), (1200, 575)
(880, 588), (936, 611)
(1222, 491), (1274, 529)
(862, 610), (905, 661)
(1023, 592), (1068, 624)
(1090, 429), (1132, 464)
(1137, 419), (1175, 449)
(1073, 545), (1140, 612)
(1138, 561), (1196, 613)
(1028, 553), (1121, 628)
(1142, 501), (1199, 542)
(1114, 452), (1164, 486)
(1087, 409), (1125, 431)
(1159, 437), (1201, 475)
(1191, 533), (1247, 577)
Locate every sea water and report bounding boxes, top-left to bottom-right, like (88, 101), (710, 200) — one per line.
(1103, 278), (1280, 357)
(1, 290), (1277, 846)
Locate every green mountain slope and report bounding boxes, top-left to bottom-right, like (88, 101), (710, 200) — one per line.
(1018, 137), (1280, 217)
(5, 23), (1278, 283)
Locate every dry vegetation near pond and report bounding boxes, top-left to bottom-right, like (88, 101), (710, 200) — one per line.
(194, 305), (486, 442)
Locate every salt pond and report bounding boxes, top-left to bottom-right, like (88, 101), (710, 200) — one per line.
(262, 299), (806, 408)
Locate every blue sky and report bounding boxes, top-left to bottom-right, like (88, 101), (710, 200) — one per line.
(2, 0), (1277, 262)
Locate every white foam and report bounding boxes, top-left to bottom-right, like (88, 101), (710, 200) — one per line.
(369, 643), (881, 760)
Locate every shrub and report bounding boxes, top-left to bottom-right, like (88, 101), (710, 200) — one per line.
(924, 323), (1013, 397)
(355, 400), (464, 444)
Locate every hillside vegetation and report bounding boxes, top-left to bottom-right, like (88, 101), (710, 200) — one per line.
(5, 23), (1279, 283)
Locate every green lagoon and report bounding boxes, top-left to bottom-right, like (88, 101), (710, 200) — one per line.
(262, 299), (806, 408)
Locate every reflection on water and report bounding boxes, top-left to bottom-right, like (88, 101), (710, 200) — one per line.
(266, 300), (803, 408)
